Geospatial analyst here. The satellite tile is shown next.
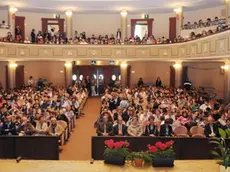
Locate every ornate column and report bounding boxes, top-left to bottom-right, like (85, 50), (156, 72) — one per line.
(8, 6), (17, 38)
(8, 62), (17, 89)
(65, 10), (73, 39)
(120, 62), (128, 88)
(222, 62), (230, 102)
(174, 7), (184, 36)
(64, 61), (73, 87)
(120, 10), (128, 41)
(225, 0), (230, 24)
(174, 62), (183, 88)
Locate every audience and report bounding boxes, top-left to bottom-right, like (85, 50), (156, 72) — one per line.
(1, 19), (229, 44)
(183, 17), (226, 30)
(0, 77), (88, 137)
(95, 79), (230, 138)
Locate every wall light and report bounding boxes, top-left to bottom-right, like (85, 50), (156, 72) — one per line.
(76, 60), (81, 65)
(221, 65), (229, 70)
(120, 10), (128, 16)
(65, 10), (73, 17)
(64, 62), (72, 68)
(9, 63), (18, 68)
(174, 8), (182, 14)
(9, 7), (18, 13)
(120, 62), (128, 67)
(173, 63), (182, 69)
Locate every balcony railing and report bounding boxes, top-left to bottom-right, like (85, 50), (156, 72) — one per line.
(0, 29), (229, 61)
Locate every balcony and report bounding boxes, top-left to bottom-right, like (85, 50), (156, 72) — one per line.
(0, 30), (230, 61)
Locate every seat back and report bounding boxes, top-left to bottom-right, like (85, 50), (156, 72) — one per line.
(174, 126), (188, 135)
(57, 120), (67, 129)
(190, 126), (204, 135)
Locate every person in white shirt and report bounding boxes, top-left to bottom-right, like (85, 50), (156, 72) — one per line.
(200, 101), (211, 112)
(218, 113), (226, 126)
(35, 116), (48, 136)
(28, 76), (34, 86)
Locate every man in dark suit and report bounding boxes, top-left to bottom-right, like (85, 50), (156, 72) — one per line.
(2, 116), (16, 135)
(204, 116), (219, 137)
(144, 116), (158, 136)
(160, 118), (173, 137)
(97, 115), (113, 136)
(109, 92), (121, 111)
(113, 117), (127, 136)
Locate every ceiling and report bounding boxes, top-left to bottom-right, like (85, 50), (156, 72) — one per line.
(0, 0), (225, 14)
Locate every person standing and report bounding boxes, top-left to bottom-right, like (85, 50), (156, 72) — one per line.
(15, 26), (22, 42)
(155, 77), (162, 87)
(85, 76), (92, 96)
(31, 29), (36, 43)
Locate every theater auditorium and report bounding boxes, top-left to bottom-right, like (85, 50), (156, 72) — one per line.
(0, 0), (230, 171)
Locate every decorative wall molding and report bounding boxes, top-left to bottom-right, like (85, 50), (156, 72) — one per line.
(1, 31), (230, 61)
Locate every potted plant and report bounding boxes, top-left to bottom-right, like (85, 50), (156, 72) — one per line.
(147, 140), (175, 167)
(103, 139), (129, 166)
(126, 151), (152, 167)
(209, 128), (230, 172)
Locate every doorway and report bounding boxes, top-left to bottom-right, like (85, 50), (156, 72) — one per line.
(134, 23), (148, 39)
(41, 18), (64, 34)
(131, 19), (153, 38)
(15, 16), (25, 41)
(72, 65), (121, 96)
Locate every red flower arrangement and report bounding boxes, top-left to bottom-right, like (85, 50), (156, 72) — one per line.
(147, 140), (175, 158)
(104, 139), (130, 157)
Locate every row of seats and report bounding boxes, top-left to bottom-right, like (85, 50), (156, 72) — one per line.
(174, 126), (205, 138)
(57, 95), (88, 146)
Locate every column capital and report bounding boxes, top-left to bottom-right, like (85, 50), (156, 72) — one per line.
(65, 10), (73, 17)
(64, 61), (72, 68)
(120, 10), (128, 17)
(8, 6), (18, 14)
(173, 6), (184, 14)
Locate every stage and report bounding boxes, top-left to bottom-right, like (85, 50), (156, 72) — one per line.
(0, 160), (219, 172)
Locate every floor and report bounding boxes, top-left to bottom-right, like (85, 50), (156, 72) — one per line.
(59, 97), (101, 160)
(0, 160), (220, 172)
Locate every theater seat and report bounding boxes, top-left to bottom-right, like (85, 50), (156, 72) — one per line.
(174, 126), (189, 137)
(57, 120), (68, 144)
(190, 126), (205, 138)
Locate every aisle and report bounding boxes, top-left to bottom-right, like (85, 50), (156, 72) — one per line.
(59, 97), (101, 160)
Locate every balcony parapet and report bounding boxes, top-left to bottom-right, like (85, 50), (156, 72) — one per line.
(0, 30), (230, 61)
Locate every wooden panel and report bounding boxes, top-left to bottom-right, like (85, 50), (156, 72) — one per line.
(15, 16), (25, 41)
(169, 17), (176, 41)
(15, 65), (24, 89)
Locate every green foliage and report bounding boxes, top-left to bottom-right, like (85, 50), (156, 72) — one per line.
(150, 149), (175, 158)
(104, 147), (129, 158)
(126, 151), (152, 164)
(209, 127), (230, 169)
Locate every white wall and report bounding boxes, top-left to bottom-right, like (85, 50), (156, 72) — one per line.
(0, 10), (8, 23)
(72, 14), (120, 37)
(17, 12), (65, 39)
(187, 62), (224, 98)
(183, 5), (225, 23)
(0, 5), (225, 39)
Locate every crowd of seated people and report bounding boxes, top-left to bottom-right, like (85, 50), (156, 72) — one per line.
(0, 19), (229, 45)
(183, 17), (226, 30)
(0, 77), (88, 143)
(95, 77), (230, 137)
